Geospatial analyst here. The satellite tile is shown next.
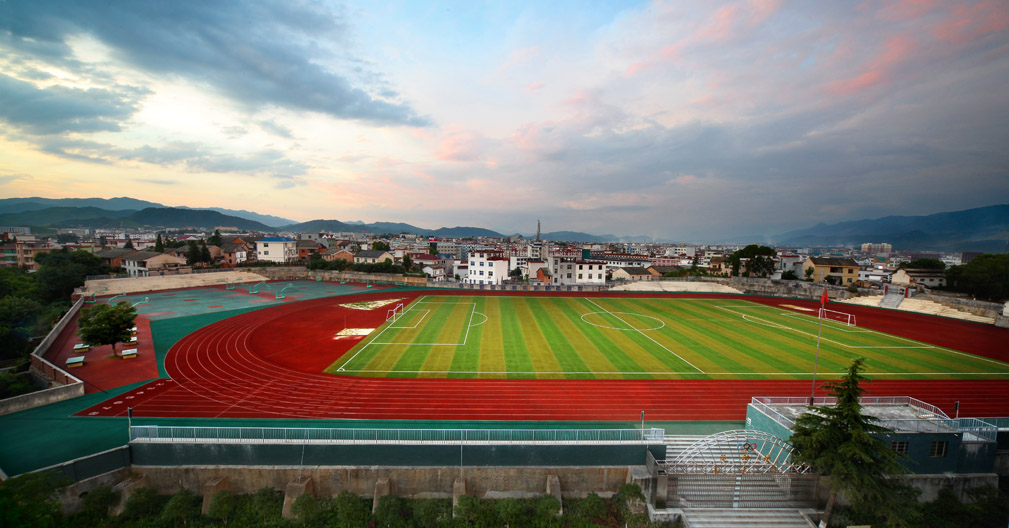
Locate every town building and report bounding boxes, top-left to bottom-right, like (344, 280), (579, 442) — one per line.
(803, 256), (859, 285)
(255, 237), (298, 263)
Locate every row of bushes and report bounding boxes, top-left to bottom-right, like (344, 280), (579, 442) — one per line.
(1, 473), (666, 528)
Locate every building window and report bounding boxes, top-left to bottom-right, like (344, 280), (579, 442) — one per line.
(567, 273), (572, 279)
(929, 440), (947, 458)
(892, 441), (908, 454)
(263, 251), (269, 256)
(578, 274), (583, 279)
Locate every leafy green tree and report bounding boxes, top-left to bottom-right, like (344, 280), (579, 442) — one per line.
(33, 249), (106, 302)
(790, 358), (914, 527)
(234, 487), (284, 524)
(73, 485), (118, 526)
(728, 244), (777, 277)
(56, 233), (80, 244)
(77, 302), (137, 355)
(123, 238), (134, 249)
(374, 494), (410, 527)
(208, 229), (223, 247)
(402, 253), (413, 271)
(497, 497), (529, 526)
(0, 296), (44, 360)
(154, 233), (165, 252)
(334, 490), (371, 527)
(0, 471), (63, 528)
(120, 486), (169, 521)
(534, 494), (561, 522)
(207, 489), (241, 524)
(781, 270), (800, 280)
(899, 258), (945, 270)
(159, 487), (200, 525)
(945, 254), (1009, 301)
(372, 240), (391, 251)
(412, 499), (450, 528)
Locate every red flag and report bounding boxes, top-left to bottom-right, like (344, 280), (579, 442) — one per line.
(820, 288), (829, 306)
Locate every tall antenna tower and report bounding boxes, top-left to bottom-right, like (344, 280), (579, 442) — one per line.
(536, 220), (541, 241)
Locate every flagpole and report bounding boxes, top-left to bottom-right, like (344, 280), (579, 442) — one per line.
(810, 287), (827, 406)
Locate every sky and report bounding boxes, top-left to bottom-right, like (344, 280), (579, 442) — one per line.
(1, 0), (1007, 241)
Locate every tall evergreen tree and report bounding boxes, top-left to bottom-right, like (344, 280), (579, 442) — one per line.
(200, 240), (212, 264)
(154, 233), (164, 253)
(186, 240), (200, 266)
(790, 358), (914, 526)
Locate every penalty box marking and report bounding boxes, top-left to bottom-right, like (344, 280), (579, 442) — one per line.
(720, 306), (1009, 370)
(337, 298), (478, 371)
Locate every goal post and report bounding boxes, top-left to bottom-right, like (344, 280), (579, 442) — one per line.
(386, 303), (406, 322)
(819, 308), (856, 326)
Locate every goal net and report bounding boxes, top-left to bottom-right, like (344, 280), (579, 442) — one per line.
(819, 308), (856, 326)
(386, 303), (405, 322)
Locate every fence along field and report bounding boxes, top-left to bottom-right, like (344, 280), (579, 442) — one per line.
(326, 296), (1009, 381)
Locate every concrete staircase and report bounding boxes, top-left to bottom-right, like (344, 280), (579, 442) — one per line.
(682, 508), (815, 528)
(878, 292), (905, 309)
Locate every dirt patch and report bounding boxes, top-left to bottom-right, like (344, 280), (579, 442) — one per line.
(339, 298), (404, 310)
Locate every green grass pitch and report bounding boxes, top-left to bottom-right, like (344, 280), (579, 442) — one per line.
(325, 295), (1009, 380)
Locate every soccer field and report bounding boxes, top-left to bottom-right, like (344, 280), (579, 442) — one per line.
(326, 295), (1009, 380)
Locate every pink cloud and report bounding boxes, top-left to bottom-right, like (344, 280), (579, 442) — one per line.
(932, 0), (1009, 44)
(878, 0), (938, 21)
(498, 46), (540, 72)
(827, 34), (916, 96)
(432, 125), (483, 162)
(524, 82), (544, 91)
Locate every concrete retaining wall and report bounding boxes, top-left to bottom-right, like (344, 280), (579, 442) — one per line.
(0, 381), (84, 416)
(131, 465), (631, 499)
(83, 270), (264, 296)
(916, 294), (1004, 320)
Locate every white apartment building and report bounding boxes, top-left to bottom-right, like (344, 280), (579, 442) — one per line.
(464, 251), (510, 285)
(256, 237), (298, 263)
(549, 258), (606, 286)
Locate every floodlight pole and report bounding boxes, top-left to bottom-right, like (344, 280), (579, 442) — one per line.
(809, 310), (825, 406)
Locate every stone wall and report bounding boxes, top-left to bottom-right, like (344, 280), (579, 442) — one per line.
(131, 465), (631, 499)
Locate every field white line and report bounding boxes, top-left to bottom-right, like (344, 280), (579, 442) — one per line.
(391, 309), (430, 329)
(776, 311), (872, 333)
(337, 298), (426, 371)
(461, 302), (476, 346)
(471, 312), (489, 327)
(584, 298), (704, 373)
(337, 369), (1009, 376)
(725, 307), (1009, 367)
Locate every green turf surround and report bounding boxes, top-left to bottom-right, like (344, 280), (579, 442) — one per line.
(330, 296), (1009, 380)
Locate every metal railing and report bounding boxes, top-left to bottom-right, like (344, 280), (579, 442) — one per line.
(972, 417), (1009, 430)
(129, 426), (666, 445)
(750, 397), (994, 442)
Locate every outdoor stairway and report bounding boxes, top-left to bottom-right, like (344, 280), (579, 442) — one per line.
(669, 474), (806, 509)
(879, 292), (905, 309)
(682, 508), (814, 528)
(665, 434), (706, 460)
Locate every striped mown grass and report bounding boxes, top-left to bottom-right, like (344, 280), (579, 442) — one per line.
(325, 296), (1009, 380)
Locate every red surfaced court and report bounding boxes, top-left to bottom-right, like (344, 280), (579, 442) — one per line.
(76, 291), (1009, 421)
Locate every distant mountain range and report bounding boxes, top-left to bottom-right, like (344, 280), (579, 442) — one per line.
(772, 204), (1009, 252)
(0, 197), (295, 227)
(2, 197), (1004, 250)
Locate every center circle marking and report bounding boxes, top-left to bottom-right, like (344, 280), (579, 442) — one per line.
(580, 312), (665, 331)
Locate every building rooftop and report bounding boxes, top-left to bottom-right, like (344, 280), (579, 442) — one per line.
(751, 396), (996, 442)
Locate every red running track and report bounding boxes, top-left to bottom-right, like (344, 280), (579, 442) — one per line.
(77, 291), (1009, 421)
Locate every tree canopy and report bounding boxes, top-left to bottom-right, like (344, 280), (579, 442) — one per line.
(944, 254), (1009, 301)
(727, 244), (777, 277)
(77, 302), (137, 355)
(790, 358), (915, 526)
(371, 240), (391, 251)
(899, 258), (945, 270)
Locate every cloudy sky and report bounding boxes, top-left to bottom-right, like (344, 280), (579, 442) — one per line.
(1, 1), (1007, 240)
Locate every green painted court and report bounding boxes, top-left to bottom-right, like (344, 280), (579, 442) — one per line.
(327, 295), (1009, 380)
